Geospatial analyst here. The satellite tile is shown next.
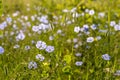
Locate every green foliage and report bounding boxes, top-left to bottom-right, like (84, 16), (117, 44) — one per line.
(1, 0), (120, 80)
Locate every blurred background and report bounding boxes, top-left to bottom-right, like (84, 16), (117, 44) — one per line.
(2, 0), (120, 13)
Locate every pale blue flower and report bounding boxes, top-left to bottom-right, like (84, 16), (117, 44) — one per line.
(0, 46), (4, 54)
(102, 54), (111, 60)
(87, 37), (94, 43)
(36, 41), (47, 50)
(75, 61), (83, 66)
(36, 54), (45, 61)
(45, 46), (54, 53)
(28, 61), (37, 69)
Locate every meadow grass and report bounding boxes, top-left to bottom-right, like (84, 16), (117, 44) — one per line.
(0, 0), (120, 80)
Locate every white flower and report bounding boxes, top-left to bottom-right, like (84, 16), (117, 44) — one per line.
(102, 54), (111, 60)
(45, 46), (54, 53)
(75, 61), (83, 66)
(114, 24), (120, 31)
(98, 12), (105, 18)
(36, 41), (47, 50)
(74, 44), (79, 48)
(89, 10), (95, 15)
(110, 21), (116, 27)
(85, 9), (89, 13)
(74, 26), (80, 33)
(87, 37), (94, 43)
(49, 36), (54, 41)
(36, 54), (45, 61)
(70, 7), (77, 13)
(73, 38), (78, 43)
(62, 9), (69, 13)
(13, 11), (19, 17)
(57, 29), (62, 34)
(31, 16), (35, 21)
(24, 16), (28, 21)
(114, 70), (120, 76)
(38, 23), (50, 30)
(72, 12), (80, 18)
(75, 53), (82, 57)
(96, 36), (101, 40)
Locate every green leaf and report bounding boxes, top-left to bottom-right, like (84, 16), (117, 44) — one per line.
(62, 66), (71, 75)
(63, 55), (72, 64)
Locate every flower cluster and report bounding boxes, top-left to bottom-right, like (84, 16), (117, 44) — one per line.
(36, 40), (54, 53)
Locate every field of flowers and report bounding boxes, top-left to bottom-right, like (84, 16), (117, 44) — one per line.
(1, 0), (120, 80)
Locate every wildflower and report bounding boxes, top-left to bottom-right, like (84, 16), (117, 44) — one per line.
(57, 29), (62, 34)
(74, 44), (79, 48)
(31, 16), (35, 21)
(102, 54), (111, 60)
(114, 70), (120, 76)
(83, 24), (89, 32)
(99, 29), (107, 33)
(110, 21), (116, 27)
(12, 11), (19, 17)
(74, 26), (80, 33)
(39, 23), (50, 31)
(70, 7), (77, 13)
(98, 12), (105, 18)
(96, 36), (101, 41)
(0, 22), (7, 30)
(0, 46), (4, 54)
(62, 9), (69, 13)
(10, 32), (15, 36)
(85, 9), (89, 13)
(45, 46), (54, 53)
(6, 17), (12, 23)
(13, 44), (20, 49)
(25, 45), (30, 50)
(36, 41), (47, 50)
(49, 36), (54, 41)
(85, 31), (90, 35)
(36, 54), (45, 61)
(90, 24), (97, 30)
(89, 10), (95, 15)
(75, 53), (82, 57)
(87, 37), (94, 43)
(16, 31), (25, 41)
(73, 38), (78, 43)
(28, 61), (37, 69)
(66, 21), (72, 24)
(72, 12), (80, 18)
(39, 15), (48, 24)
(114, 24), (120, 31)
(24, 16), (28, 21)
(75, 61), (83, 66)
(81, 12), (85, 16)
(32, 26), (39, 32)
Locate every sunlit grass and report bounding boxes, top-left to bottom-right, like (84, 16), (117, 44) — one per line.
(0, 0), (120, 80)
